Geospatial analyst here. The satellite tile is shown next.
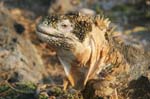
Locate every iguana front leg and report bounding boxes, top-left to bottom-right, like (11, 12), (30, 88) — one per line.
(58, 56), (85, 90)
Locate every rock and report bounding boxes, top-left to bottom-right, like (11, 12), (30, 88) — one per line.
(0, 6), (44, 83)
(48, 0), (96, 15)
(48, 0), (81, 14)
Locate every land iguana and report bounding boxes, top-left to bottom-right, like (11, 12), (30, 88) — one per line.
(36, 12), (150, 98)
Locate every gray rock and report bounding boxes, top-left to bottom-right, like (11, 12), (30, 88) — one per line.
(0, 6), (44, 83)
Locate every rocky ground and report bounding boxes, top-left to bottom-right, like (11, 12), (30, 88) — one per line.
(0, 0), (150, 99)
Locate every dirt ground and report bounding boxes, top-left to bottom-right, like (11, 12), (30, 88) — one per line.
(0, 0), (150, 99)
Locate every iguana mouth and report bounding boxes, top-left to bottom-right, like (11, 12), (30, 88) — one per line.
(36, 27), (74, 41)
(36, 26), (64, 38)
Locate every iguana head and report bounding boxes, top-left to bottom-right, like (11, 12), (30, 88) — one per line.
(36, 13), (94, 50)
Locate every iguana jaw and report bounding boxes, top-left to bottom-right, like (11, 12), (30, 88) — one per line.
(36, 24), (63, 39)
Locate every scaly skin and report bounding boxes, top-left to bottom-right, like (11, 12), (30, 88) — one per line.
(36, 12), (150, 98)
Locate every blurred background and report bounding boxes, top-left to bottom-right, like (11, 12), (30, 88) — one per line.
(0, 0), (150, 98)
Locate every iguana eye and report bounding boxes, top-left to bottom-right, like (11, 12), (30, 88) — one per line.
(43, 21), (48, 25)
(61, 24), (68, 28)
